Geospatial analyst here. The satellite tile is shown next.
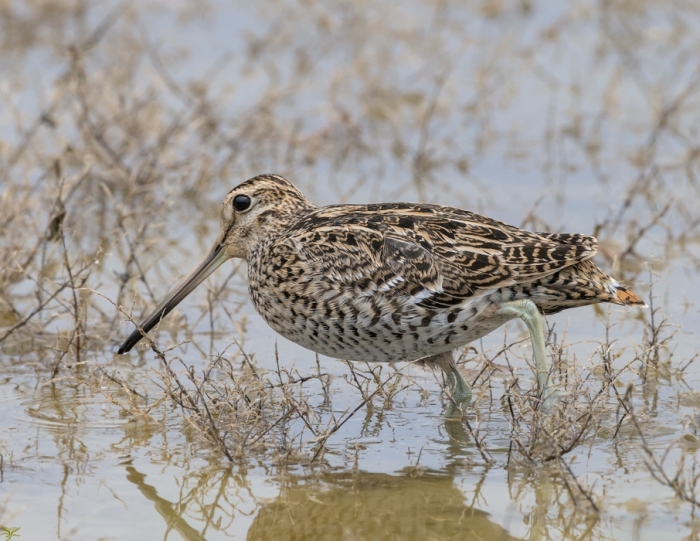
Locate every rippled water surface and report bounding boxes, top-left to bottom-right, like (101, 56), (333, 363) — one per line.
(1, 1), (699, 539)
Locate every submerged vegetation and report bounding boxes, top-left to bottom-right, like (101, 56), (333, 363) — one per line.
(1, 0), (700, 539)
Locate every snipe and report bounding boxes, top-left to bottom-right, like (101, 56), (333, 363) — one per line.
(118, 174), (645, 410)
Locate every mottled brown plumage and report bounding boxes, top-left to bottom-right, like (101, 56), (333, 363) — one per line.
(118, 174), (645, 409)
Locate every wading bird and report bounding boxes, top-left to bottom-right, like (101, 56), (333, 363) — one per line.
(118, 174), (644, 410)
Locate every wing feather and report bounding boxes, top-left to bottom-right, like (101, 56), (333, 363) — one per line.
(277, 204), (597, 304)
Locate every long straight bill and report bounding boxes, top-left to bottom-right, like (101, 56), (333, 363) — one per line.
(118, 242), (230, 354)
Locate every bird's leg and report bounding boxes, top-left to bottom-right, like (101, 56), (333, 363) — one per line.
(496, 299), (558, 410)
(421, 351), (472, 414)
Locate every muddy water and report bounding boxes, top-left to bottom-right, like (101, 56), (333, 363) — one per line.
(1, 1), (699, 540)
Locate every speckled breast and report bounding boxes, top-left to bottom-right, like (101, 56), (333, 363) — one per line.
(247, 255), (515, 362)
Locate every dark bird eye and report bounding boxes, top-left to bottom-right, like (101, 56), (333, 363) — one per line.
(233, 194), (251, 211)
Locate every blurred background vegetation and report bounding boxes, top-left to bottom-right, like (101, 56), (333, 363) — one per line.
(1, 1), (699, 540)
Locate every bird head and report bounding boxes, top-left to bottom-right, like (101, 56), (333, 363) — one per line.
(118, 174), (312, 354)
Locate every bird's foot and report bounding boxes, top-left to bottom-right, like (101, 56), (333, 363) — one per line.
(540, 385), (560, 414)
(420, 351), (472, 418)
(444, 361), (472, 418)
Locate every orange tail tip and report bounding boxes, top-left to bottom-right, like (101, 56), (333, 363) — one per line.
(615, 287), (647, 307)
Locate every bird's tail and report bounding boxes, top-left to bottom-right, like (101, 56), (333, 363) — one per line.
(524, 259), (647, 314)
(612, 285), (647, 307)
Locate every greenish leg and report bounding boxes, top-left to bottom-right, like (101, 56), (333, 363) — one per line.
(496, 299), (558, 410)
(423, 351), (472, 415)
(444, 359), (472, 405)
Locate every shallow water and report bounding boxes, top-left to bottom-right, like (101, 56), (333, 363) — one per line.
(1, 1), (699, 540)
